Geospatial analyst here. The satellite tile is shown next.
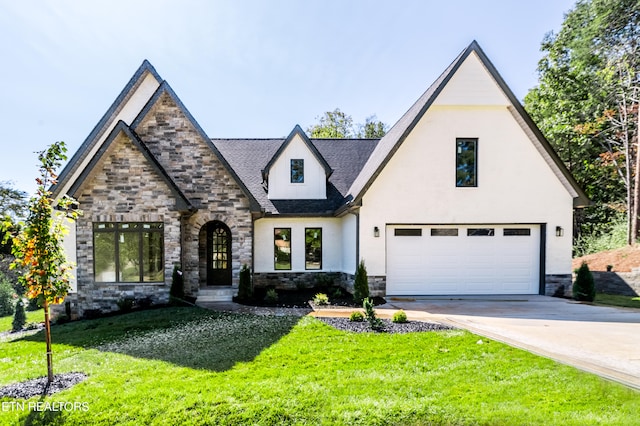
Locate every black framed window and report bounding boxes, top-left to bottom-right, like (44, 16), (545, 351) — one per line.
(456, 138), (477, 187)
(291, 159), (304, 183)
(93, 222), (164, 283)
(431, 228), (458, 236)
(467, 228), (494, 236)
(394, 228), (422, 236)
(504, 228), (531, 236)
(274, 228), (291, 270)
(305, 228), (322, 270)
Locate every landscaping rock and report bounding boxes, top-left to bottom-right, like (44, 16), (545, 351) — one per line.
(0, 372), (87, 399)
(317, 317), (454, 334)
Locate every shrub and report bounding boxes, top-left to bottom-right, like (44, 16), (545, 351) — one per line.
(237, 264), (253, 300)
(349, 311), (364, 322)
(573, 262), (596, 302)
(264, 288), (278, 303)
(353, 260), (369, 304)
(331, 287), (344, 299)
(170, 265), (184, 300)
(0, 273), (15, 317)
(313, 293), (329, 305)
(392, 310), (408, 323)
(12, 298), (26, 331)
(117, 297), (135, 312)
(363, 297), (384, 331)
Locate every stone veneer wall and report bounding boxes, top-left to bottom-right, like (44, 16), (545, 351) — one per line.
(73, 132), (183, 316)
(592, 271), (640, 296)
(545, 274), (573, 297)
(252, 272), (386, 297)
(132, 91), (253, 295)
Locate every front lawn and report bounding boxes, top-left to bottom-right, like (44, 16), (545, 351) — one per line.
(0, 308), (43, 334)
(594, 293), (640, 309)
(0, 306), (638, 425)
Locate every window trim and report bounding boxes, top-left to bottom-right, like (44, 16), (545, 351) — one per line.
(305, 228), (322, 270)
(290, 159), (304, 183)
(93, 222), (165, 283)
(274, 228), (292, 270)
(456, 138), (478, 188)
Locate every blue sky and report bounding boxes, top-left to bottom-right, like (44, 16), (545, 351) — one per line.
(0, 0), (576, 195)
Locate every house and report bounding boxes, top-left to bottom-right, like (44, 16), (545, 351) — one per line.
(52, 41), (588, 316)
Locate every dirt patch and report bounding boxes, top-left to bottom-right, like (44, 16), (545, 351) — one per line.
(573, 246), (640, 272)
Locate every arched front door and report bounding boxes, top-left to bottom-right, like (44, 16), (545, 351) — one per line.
(206, 221), (232, 286)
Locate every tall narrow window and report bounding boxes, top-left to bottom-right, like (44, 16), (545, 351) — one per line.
(305, 228), (322, 270)
(274, 228), (291, 270)
(93, 222), (164, 283)
(291, 159), (304, 183)
(456, 138), (477, 187)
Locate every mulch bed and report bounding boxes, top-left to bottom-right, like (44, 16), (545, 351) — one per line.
(235, 287), (386, 309)
(317, 317), (454, 334)
(0, 372), (87, 399)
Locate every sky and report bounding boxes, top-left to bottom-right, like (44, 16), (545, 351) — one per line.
(0, 0), (577, 196)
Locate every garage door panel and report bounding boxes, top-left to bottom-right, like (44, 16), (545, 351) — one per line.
(387, 225), (539, 295)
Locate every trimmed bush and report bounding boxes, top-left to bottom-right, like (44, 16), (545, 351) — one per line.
(313, 293), (329, 305)
(12, 299), (26, 331)
(392, 310), (408, 323)
(349, 311), (364, 322)
(237, 264), (253, 300)
(573, 262), (596, 302)
(0, 273), (15, 317)
(264, 288), (278, 303)
(353, 260), (369, 304)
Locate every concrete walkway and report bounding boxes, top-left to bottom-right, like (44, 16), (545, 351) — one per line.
(201, 296), (640, 390)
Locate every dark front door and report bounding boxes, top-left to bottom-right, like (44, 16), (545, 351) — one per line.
(206, 221), (232, 286)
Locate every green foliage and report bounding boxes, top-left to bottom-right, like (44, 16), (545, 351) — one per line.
(312, 293), (329, 306)
(307, 108), (387, 139)
(170, 264), (184, 300)
(0, 273), (15, 317)
(116, 297), (135, 312)
(573, 262), (596, 302)
(264, 288), (278, 303)
(237, 264), (253, 300)
(573, 215), (628, 256)
(524, 0), (640, 241)
(392, 310), (408, 324)
(0, 181), (27, 220)
(353, 259), (369, 304)
(363, 297), (384, 331)
(12, 298), (26, 331)
(349, 311), (364, 322)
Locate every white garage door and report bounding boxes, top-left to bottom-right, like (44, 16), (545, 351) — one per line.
(386, 224), (540, 295)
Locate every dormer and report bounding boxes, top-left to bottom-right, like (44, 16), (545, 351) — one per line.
(262, 125), (333, 200)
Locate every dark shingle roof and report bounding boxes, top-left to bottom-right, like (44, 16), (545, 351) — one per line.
(213, 138), (379, 215)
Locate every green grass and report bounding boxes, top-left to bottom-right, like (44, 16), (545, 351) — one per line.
(1, 307), (639, 425)
(0, 309), (44, 333)
(594, 293), (640, 309)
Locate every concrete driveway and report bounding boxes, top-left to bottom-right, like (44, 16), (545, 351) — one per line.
(378, 295), (640, 390)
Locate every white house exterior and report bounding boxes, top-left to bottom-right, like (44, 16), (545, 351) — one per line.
(52, 41), (587, 316)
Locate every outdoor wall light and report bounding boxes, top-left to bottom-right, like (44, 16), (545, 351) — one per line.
(555, 226), (564, 237)
(374, 226), (380, 237)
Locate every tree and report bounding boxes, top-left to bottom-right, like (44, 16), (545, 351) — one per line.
(573, 261), (596, 301)
(307, 108), (387, 139)
(6, 141), (80, 385)
(0, 182), (27, 255)
(524, 0), (640, 245)
(353, 259), (369, 304)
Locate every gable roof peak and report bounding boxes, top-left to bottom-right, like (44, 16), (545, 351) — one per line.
(262, 124), (333, 180)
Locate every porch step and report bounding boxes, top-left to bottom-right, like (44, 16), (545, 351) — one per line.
(196, 287), (235, 303)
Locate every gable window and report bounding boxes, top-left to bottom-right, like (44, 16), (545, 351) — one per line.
(274, 228), (291, 270)
(93, 222), (164, 283)
(290, 159), (304, 183)
(305, 228), (322, 270)
(456, 138), (477, 187)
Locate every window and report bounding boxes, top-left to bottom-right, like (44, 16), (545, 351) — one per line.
(456, 138), (477, 187)
(504, 228), (531, 236)
(467, 228), (494, 236)
(274, 228), (291, 270)
(394, 228), (422, 236)
(305, 228), (322, 270)
(431, 228), (458, 236)
(291, 159), (304, 183)
(93, 222), (164, 283)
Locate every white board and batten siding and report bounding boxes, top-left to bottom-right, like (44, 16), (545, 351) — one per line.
(386, 224), (540, 295)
